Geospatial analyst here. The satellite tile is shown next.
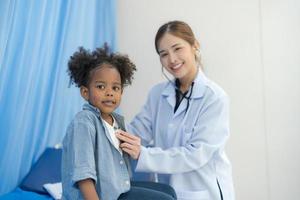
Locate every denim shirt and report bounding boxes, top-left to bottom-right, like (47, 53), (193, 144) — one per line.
(62, 103), (131, 200)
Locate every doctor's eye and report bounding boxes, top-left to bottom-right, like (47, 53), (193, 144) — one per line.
(160, 53), (168, 58)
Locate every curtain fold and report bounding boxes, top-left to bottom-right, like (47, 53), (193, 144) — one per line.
(0, 0), (116, 194)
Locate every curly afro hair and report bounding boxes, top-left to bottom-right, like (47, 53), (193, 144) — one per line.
(68, 44), (136, 88)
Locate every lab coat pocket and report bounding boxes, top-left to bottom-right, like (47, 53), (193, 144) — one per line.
(176, 189), (210, 200)
(182, 126), (194, 145)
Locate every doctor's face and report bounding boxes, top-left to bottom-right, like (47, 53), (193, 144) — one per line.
(157, 33), (198, 80)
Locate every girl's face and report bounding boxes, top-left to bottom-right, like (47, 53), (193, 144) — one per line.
(158, 33), (198, 81)
(81, 64), (122, 119)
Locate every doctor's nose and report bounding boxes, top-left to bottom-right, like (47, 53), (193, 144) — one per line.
(168, 53), (177, 64)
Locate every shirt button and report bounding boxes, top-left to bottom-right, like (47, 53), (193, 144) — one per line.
(125, 180), (130, 185)
(120, 160), (124, 165)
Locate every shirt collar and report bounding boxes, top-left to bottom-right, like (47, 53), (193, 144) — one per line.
(161, 70), (207, 99)
(83, 103), (101, 117)
(102, 115), (119, 130)
(82, 103), (124, 130)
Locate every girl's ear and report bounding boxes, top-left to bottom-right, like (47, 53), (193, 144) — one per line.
(80, 86), (89, 101)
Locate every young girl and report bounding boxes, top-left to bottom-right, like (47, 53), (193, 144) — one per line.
(62, 45), (176, 200)
(117, 21), (235, 200)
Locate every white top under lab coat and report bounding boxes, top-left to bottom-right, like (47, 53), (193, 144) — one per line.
(128, 71), (235, 200)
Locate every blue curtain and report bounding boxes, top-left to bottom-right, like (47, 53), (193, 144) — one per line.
(0, 0), (116, 194)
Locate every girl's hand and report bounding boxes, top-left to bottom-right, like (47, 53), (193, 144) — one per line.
(116, 130), (141, 159)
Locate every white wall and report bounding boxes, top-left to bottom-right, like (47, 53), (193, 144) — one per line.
(117, 0), (300, 199)
(261, 0), (300, 199)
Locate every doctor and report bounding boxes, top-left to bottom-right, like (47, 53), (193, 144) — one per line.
(116, 20), (235, 200)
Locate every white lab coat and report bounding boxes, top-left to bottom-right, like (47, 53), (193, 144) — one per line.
(128, 71), (235, 200)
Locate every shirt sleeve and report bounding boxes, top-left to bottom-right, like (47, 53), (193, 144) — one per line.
(65, 117), (97, 186)
(135, 95), (230, 174)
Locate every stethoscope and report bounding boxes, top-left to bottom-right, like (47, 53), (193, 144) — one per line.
(161, 66), (199, 113)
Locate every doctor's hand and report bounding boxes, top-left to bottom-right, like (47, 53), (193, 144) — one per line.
(116, 130), (141, 160)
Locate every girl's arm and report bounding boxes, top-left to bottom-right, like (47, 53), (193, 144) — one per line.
(78, 179), (100, 200)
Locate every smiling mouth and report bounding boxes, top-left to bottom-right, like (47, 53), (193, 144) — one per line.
(170, 63), (183, 70)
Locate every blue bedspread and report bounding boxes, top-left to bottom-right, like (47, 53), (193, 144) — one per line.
(0, 188), (53, 200)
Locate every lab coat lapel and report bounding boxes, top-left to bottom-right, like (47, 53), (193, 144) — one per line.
(161, 71), (207, 118)
(173, 100), (187, 118)
(167, 71), (208, 118)
(162, 82), (176, 108)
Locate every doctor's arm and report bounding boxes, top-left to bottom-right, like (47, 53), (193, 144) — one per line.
(116, 87), (158, 160)
(118, 95), (230, 174)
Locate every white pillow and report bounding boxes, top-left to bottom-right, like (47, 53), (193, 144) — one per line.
(43, 182), (62, 200)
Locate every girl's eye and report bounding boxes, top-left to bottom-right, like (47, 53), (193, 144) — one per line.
(96, 85), (105, 89)
(113, 86), (121, 91)
(175, 47), (182, 51)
